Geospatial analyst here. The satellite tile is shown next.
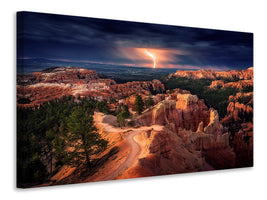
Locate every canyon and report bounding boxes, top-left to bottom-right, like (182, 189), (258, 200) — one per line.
(48, 93), (244, 184)
(17, 67), (165, 107)
(17, 66), (253, 186)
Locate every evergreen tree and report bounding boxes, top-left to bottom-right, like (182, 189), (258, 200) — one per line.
(67, 106), (107, 169)
(145, 95), (154, 108)
(53, 135), (66, 167)
(122, 105), (130, 118)
(96, 100), (110, 114)
(17, 96), (108, 186)
(134, 94), (144, 115)
(45, 128), (56, 174)
(117, 111), (126, 127)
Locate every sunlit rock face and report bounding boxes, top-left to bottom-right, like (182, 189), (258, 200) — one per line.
(111, 79), (165, 97)
(204, 109), (223, 136)
(169, 67), (253, 81)
(17, 67), (165, 107)
(120, 124), (235, 178)
(17, 67), (100, 85)
(132, 91), (238, 172)
(120, 128), (206, 178)
(136, 93), (210, 132)
(208, 80), (253, 90)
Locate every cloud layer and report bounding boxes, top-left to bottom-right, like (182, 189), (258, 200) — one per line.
(17, 11), (253, 70)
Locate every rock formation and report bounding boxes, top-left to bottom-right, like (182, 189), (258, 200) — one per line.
(228, 92), (253, 103)
(18, 67), (100, 85)
(136, 93), (210, 132)
(221, 92), (253, 168)
(120, 119), (235, 178)
(124, 128), (207, 177)
(208, 80), (253, 90)
(232, 123), (253, 167)
(169, 67), (253, 81)
(204, 109), (223, 136)
(17, 67), (165, 107)
(111, 79), (165, 98)
(132, 91), (237, 172)
(222, 102), (253, 124)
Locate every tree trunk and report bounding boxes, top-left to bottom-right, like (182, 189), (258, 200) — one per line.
(50, 154), (53, 174)
(82, 135), (91, 170)
(49, 146), (53, 174)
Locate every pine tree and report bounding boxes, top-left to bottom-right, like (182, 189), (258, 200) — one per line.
(116, 105), (130, 127)
(45, 128), (55, 174)
(96, 100), (110, 114)
(117, 112), (126, 127)
(134, 94), (144, 115)
(145, 95), (154, 108)
(67, 106), (107, 169)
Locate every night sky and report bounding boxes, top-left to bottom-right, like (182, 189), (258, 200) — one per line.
(17, 11), (253, 71)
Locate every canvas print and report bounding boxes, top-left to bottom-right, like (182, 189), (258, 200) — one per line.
(17, 11), (253, 188)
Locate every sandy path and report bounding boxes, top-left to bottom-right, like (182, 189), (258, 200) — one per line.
(101, 130), (142, 181)
(93, 112), (163, 181)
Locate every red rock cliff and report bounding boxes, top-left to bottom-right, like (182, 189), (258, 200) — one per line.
(136, 93), (210, 132)
(169, 67), (253, 81)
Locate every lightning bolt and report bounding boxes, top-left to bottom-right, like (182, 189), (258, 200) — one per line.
(145, 49), (156, 68)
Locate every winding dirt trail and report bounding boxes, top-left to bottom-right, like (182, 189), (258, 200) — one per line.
(101, 130), (142, 181)
(93, 112), (163, 181)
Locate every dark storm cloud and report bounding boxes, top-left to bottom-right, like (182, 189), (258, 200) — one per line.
(17, 11), (253, 70)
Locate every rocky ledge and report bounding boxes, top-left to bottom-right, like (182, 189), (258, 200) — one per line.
(17, 67), (165, 107)
(169, 67), (253, 81)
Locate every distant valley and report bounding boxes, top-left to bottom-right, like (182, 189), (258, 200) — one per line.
(17, 58), (177, 83)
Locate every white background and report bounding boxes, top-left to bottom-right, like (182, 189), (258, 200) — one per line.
(1, 0), (266, 199)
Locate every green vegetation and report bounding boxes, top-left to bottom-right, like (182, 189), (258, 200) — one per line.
(117, 112), (126, 127)
(17, 96), (108, 187)
(96, 100), (110, 114)
(134, 94), (144, 115)
(160, 76), (253, 118)
(201, 87), (238, 117)
(162, 76), (212, 95)
(116, 105), (130, 127)
(67, 106), (107, 169)
(145, 95), (154, 109)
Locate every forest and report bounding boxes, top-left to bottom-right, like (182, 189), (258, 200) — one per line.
(17, 96), (110, 187)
